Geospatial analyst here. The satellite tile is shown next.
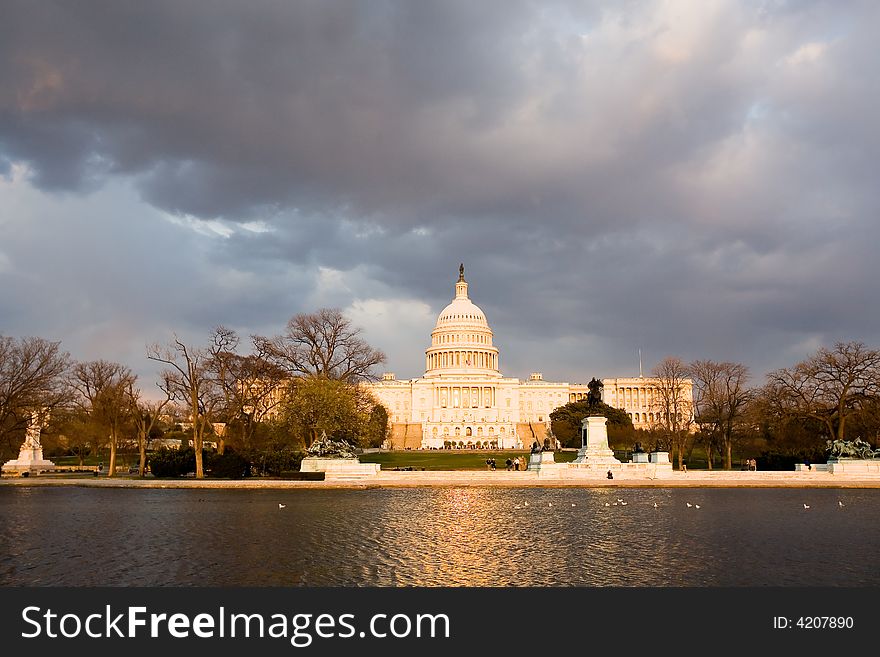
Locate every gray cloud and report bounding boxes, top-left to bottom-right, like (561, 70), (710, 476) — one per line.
(2, 0), (880, 388)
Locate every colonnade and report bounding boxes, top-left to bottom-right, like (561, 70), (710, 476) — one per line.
(608, 386), (656, 409)
(435, 385), (496, 408)
(426, 350), (497, 371)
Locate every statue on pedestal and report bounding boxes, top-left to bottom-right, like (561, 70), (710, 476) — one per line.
(299, 431), (380, 477)
(2, 410), (56, 474)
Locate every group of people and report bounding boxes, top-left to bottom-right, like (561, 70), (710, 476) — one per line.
(742, 458), (757, 471)
(486, 457), (525, 471)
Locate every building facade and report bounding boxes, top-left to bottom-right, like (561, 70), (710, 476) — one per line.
(366, 267), (691, 449)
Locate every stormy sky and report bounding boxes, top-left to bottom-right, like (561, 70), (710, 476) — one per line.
(2, 0), (879, 391)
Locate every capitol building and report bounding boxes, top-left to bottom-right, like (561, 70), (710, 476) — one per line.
(367, 266), (690, 450)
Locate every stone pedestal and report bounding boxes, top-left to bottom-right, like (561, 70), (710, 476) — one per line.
(632, 452), (649, 463)
(299, 457), (380, 477)
(2, 446), (57, 474)
(527, 451), (556, 472)
(572, 416), (621, 466)
(795, 463), (829, 472)
(649, 452), (670, 464)
(826, 458), (880, 474)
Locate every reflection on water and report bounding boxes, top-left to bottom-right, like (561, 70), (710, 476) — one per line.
(1, 487), (879, 586)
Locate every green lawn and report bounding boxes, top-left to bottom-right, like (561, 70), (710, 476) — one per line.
(358, 450), (580, 471)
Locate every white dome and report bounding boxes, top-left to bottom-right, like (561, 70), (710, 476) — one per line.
(434, 297), (489, 329)
(424, 265), (500, 378)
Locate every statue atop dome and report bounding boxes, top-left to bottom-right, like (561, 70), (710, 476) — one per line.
(458, 263), (465, 282)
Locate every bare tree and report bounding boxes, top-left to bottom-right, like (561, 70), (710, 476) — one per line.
(689, 360), (752, 470)
(71, 360), (136, 477)
(218, 354), (289, 452)
(255, 308), (386, 382)
(148, 332), (226, 478)
(205, 326), (241, 454)
(764, 341), (880, 444)
(0, 335), (70, 458)
(651, 356), (694, 470)
(127, 379), (173, 477)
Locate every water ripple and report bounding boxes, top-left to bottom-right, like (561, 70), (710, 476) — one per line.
(1, 487), (879, 586)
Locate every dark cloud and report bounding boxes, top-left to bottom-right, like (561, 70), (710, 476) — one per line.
(2, 0), (880, 386)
